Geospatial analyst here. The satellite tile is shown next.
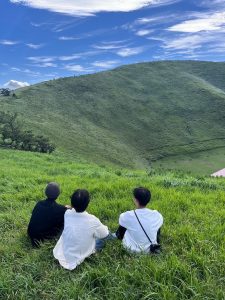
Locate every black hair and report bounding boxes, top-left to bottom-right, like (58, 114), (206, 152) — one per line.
(133, 187), (151, 206)
(71, 189), (90, 212)
(45, 182), (60, 200)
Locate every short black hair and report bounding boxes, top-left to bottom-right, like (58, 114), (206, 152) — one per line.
(71, 189), (90, 212)
(133, 187), (151, 206)
(45, 182), (60, 200)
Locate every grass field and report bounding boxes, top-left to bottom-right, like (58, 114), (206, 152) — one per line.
(0, 148), (224, 300)
(153, 148), (225, 175)
(1, 61), (225, 172)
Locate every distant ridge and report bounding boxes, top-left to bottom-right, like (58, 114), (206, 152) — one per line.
(1, 60), (225, 171)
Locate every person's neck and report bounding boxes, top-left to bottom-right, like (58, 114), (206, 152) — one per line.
(74, 209), (86, 213)
(46, 198), (56, 201)
(136, 206), (146, 209)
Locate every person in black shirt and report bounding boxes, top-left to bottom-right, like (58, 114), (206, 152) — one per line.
(28, 182), (68, 247)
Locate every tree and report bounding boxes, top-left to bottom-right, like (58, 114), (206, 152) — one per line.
(0, 111), (56, 154)
(0, 88), (11, 96)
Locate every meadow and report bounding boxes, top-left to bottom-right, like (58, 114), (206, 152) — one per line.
(1, 60), (225, 172)
(0, 148), (224, 300)
(153, 147), (225, 175)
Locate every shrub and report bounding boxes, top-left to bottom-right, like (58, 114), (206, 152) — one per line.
(0, 111), (55, 154)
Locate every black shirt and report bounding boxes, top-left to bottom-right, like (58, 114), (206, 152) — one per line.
(28, 198), (67, 246)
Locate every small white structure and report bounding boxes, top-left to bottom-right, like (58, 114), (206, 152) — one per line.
(211, 168), (225, 177)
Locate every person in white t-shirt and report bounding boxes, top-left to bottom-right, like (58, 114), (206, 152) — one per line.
(53, 189), (109, 270)
(116, 187), (163, 253)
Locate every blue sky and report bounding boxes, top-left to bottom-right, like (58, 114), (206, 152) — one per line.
(1, 0), (225, 88)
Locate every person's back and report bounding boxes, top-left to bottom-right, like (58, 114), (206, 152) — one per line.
(116, 187), (163, 253)
(53, 189), (109, 270)
(28, 182), (67, 246)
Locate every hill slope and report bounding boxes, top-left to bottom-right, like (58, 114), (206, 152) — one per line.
(1, 60), (225, 172)
(0, 148), (224, 299)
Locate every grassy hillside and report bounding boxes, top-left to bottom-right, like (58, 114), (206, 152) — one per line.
(1, 61), (225, 173)
(0, 148), (224, 299)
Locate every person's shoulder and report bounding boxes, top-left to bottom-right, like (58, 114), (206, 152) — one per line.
(64, 208), (74, 216)
(147, 209), (163, 221)
(119, 210), (134, 225)
(147, 208), (162, 215)
(55, 202), (67, 211)
(86, 212), (102, 224)
(120, 210), (134, 218)
(33, 200), (45, 208)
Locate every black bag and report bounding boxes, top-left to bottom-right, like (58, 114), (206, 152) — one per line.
(134, 210), (161, 254)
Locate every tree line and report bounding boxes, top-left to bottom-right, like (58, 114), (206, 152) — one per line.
(0, 111), (55, 153)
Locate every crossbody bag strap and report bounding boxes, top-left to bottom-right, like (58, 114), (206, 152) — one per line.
(134, 210), (152, 244)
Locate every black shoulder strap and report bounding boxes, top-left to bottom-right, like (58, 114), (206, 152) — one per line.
(134, 210), (152, 244)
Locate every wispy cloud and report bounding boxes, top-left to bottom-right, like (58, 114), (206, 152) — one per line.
(58, 54), (81, 61)
(136, 29), (153, 36)
(34, 62), (57, 68)
(58, 36), (80, 41)
(163, 34), (204, 50)
(136, 16), (164, 24)
(59, 50), (103, 61)
(116, 47), (145, 57)
(63, 64), (93, 73)
(10, 0), (179, 16)
(168, 11), (225, 33)
(31, 19), (83, 33)
(27, 56), (56, 63)
(11, 67), (41, 76)
(26, 43), (44, 49)
(27, 56), (57, 67)
(91, 60), (119, 68)
(0, 39), (19, 45)
(93, 41), (127, 50)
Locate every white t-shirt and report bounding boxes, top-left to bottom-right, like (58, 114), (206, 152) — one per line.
(53, 209), (109, 270)
(119, 208), (163, 253)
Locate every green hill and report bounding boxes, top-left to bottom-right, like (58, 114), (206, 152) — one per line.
(0, 148), (224, 300)
(1, 60), (225, 173)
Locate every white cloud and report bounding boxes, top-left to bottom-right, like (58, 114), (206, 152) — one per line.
(10, 0), (177, 16)
(168, 12), (225, 33)
(63, 64), (93, 73)
(34, 62), (57, 68)
(160, 29), (225, 59)
(91, 60), (119, 68)
(59, 54), (81, 61)
(136, 29), (153, 36)
(27, 56), (56, 63)
(116, 47), (144, 57)
(11, 67), (41, 76)
(4, 80), (30, 90)
(26, 43), (44, 49)
(59, 36), (80, 41)
(136, 16), (166, 24)
(11, 67), (21, 71)
(0, 40), (19, 45)
(94, 44), (124, 50)
(59, 50), (102, 61)
(163, 34), (205, 50)
(137, 17), (155, 24)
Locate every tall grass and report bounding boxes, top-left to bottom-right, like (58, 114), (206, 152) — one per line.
(0, 149), (224, 299)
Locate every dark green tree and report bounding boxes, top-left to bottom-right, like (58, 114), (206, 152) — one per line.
(0, 88), (11, 96)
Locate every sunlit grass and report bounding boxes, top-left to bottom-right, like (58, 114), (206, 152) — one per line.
(0, 148), (224, 299)
(1, 61), (225, 173)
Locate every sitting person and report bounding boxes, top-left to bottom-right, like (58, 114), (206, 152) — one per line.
(116, 187), (163, 253)
(28, 182), (68, 247)
(53, 189), (109, 270)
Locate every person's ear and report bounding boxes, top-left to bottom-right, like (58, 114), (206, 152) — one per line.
(133, 198), (138, 206)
